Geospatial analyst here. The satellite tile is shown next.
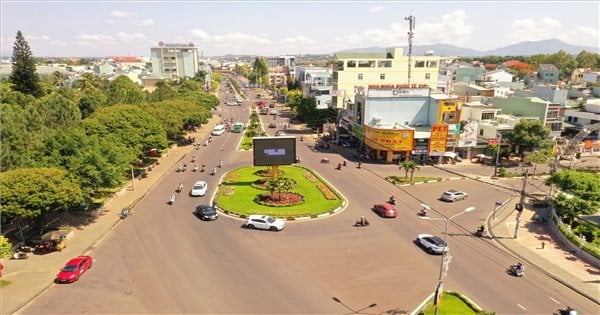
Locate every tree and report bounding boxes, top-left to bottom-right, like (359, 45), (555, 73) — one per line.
(78, 89), (108, 119)
(399, 160), (420, 181)
(286, 89), (303, 111)
(545, 50), (578, 79)
(251, 57), (269, 86)
(575, 50), (600, 69)
(107, 75), (146, 105)
(148, 81), (176, 102)
(0, 168), (84, 225)
(0, 236), (13, 259)
(36, 93), (81, 129)
(0, 102), (47, 171)
(9, 31), (43, 97)
(506, 119), (551, 154)
(525, 149), (552, 175)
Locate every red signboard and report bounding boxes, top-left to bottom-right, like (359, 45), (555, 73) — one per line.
(487, 138), (499, 145)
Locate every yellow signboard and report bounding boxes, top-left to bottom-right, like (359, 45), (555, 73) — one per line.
(440, 100), (458, 112)
(364, 125), (414, 151)
(429, 124), (448, 155)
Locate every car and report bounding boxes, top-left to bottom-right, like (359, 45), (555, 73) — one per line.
(270, 109), (277, 115)
(416, 234), (448, 254)
(372, 203), (398, 218)
(55, 256), (93, 283)
(440, 189), (468, 202)
(268, 122), (277, 128)
(194, 204), (218, 221)
(275, 130), (286, 136)
(243, 215), (285, 231)
(190, 181), (208, 197)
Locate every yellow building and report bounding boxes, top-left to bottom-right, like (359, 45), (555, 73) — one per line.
(332, 47), (440, 109)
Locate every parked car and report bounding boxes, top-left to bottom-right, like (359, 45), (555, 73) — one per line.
(243, 215), (285, 231)
(416, 234), (448, 254)
(270, 109), (277, 115)
(194, 204), (218, 221)
(275, 131), (286, 136)
(372, 203), (398, 218)
(55, 256), (93, 283)
(440, 189), (468, 202)
(268, 122), (277, 128)
(190, 181), (208, 197)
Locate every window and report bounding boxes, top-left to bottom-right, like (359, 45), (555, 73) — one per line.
(427, 61), (438, 67)
(549, 122), (562, 131)
(358, 60), (375, 68)
(481, 112), (495, 120)
(547, 111), (559, 119)
(380, 74), (385, 80)
(425, 73), (431, 80)
(358, 74), (363, 80)
(480, 129), (484, 136)
(377, 60), (392, 67)
(415, 61), (425, 68)
(347, 60), (356, 67)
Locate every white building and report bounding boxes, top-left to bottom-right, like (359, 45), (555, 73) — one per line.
(482, 69), (514, 83)
(150, 41), (198, 78)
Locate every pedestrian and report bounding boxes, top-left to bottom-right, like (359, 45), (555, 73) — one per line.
(541, 241), (545, 249)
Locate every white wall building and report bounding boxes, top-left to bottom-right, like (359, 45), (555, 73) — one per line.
(150, 42), (198, 78)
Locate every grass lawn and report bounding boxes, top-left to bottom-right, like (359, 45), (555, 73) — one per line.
(216, 165), (343, 218)
(421, 292), (480, 315)
(0, 279), (11, 288)
(388, 176), (443, 184)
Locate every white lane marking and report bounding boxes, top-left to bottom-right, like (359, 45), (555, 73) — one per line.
(549, 296), (561, 304)
(516, 304), (527, 310)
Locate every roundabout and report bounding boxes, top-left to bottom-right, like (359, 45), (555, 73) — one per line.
(214, 165), (345, 218)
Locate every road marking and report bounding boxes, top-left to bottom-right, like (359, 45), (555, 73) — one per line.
(516, 304), (527, 310)
(549, 296), (561, 304)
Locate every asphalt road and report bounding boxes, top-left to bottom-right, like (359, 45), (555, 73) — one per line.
(21, 85), (599, 314)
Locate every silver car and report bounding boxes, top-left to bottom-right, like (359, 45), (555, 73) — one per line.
(440, 189), (468, 202)
(417, 234), (449, 254)
(244, 215), (285, 231)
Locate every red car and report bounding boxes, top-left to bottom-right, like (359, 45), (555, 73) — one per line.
(372, 203), (398, 218)
(55, 256), (93, 283)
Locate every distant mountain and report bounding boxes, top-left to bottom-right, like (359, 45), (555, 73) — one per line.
(338, 39), (598, 57)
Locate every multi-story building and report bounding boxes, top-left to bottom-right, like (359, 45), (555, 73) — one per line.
(331, 47), (440, 109)
(532, 85), (568, 105)
(492, 96), (565, 138)
(266, 55), (295, 68)
(537, 64), (560, 85)
(295, 66), (333, 109)
(563, 99), (600, 140)
(267, 66), (288, 87)
(150, 41), (198, 78)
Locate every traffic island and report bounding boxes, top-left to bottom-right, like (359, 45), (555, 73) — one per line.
(215, 165), (344, 219)
(418, 291), (492, 315)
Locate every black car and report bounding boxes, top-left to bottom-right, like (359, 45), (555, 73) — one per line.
(194, 205), (219, 221)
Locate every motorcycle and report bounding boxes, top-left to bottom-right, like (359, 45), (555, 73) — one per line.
(176, 183), (183, 193)
(354, 218), (370, 227)
(475, 226), (485, 237)
(336, 163), (343, 170)
(201, 164), (206, 172)
(168, 195), (176, 206)
(388, 197), (397, 205)
(509, 264), (524, 277)
(120, 208), (129, 219)
(418, 209), (428, 217)
(555, 307), (578, 315)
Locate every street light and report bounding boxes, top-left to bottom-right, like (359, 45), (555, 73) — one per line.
(420, 205), (475, 315)
(332, 297), (377, 314)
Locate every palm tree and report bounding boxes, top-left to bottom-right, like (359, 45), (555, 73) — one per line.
(276, 177), (296, 201)
(399, 160), (420, 181)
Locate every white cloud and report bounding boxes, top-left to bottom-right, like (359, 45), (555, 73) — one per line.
(111, 10), (133, 18)
(50, 40), (67, 46)
(504, 17), (562, 44)
(281, 35), (316, 46)
(116, 32), (147, 41)
(76, 32), (114, 42)
(332, 10), (473, 49)
(106, 19), (116, 24)
(566, 26), (599, 47)
(189, 29), (272, 50)
(138, 19), (155, 26)
(368, 6), (383, 13)
(190, 29), (211, 41)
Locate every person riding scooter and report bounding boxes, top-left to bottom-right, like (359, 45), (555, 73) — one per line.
(389, 196), (397, 205)
(418, 207), (428, 217)
(177, 182), (183, 193)
(476, 225), (485, 236)
(168, 195), (176, 205)
(354, 216), (370, 227)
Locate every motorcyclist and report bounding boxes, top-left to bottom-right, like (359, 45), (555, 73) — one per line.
(477, 225), (485, 234)
(177, 182), (183, 192)
(389, 196), (397, 205)
(419, 207), (428, 216)
(201, 164), (206, 172)
(515, 262), (524, 271)
(343, 159), (347, 167)
(219, 160), (223, 168)
(169, 195), (176, 205)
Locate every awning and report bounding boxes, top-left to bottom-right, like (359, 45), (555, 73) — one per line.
(444, 152), (457, 158)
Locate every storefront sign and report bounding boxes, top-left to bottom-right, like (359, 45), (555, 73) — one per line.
(429, 124), (448, 156)
(364, 125), (414, 151)
(367, 87), (430, 98)
(458, 120), (479, 147)
(440, 100), (458, 112)
(413, 138), (429, 154)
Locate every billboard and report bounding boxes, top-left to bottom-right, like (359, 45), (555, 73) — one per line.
(429, 124), (448, 156)
(458, 120), (479, 147)
(364, 125), (414, 151)
(253, 137), (296, 166)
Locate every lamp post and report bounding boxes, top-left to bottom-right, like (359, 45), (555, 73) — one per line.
(493, 133), (502, 177)
(420, 205), (475, 315)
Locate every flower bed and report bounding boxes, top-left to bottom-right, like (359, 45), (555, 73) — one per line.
(317, 183), (337, 200)
(254, 192), (304, 206)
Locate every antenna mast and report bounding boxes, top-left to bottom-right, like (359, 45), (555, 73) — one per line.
(405, 15), (415, 85)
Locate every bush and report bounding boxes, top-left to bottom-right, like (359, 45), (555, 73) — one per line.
(498, 167), (507, 177)
(0, 236), (13, 259)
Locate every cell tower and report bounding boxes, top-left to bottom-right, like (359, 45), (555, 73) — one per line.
(405, 15), (415, 85)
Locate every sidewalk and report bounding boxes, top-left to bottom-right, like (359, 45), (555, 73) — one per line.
(1, 115), (221, 315)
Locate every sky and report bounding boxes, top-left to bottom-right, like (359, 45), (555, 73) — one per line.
(1, 0), (599, 58)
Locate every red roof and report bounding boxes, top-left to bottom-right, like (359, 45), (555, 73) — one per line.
(111, 56), (143, 63)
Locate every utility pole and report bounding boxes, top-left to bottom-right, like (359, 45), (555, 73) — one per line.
(515, 169), (528, 238)
(405, 15), (415, 86)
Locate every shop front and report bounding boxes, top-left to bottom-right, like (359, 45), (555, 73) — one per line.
(363, 125), (414, 163)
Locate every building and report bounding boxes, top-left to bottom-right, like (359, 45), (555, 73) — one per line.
(532, 85), (568, 105)
(150, 41), (198, 78)
(331, 47), (440, 109)
(454, 66), (485, 83)
(266, 55), (295, 68)
(492, 96), (565, 138)
(482, 69), (514, 83)
(562, 99), (600, 141)
(295, 66), (333, 109)
(537, 64), (560, 85)
(267, 66), (288, 87)
(94, 62), (115, 75)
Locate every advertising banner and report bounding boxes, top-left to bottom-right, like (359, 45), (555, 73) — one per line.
(364, 125), (414, 151)
(413, 138), (429, 154)
(440, 100), (458, 112)
(429, 124), (448, 156)
(458, 120), (479, 147)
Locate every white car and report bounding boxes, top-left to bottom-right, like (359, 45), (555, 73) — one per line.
(189, 181), (208, 197)
(440, 189), (468, 202)
(416, 234), (449, 254)
(243, 215), (285, 231)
